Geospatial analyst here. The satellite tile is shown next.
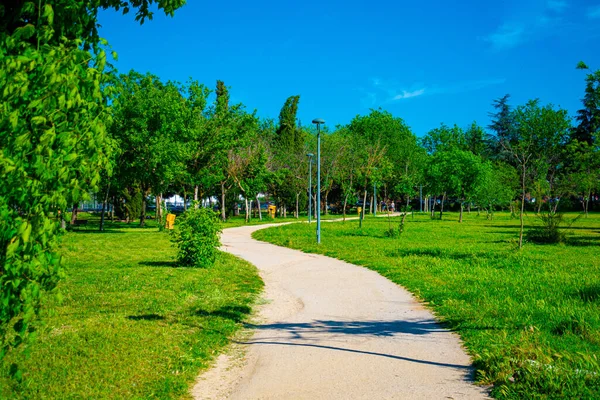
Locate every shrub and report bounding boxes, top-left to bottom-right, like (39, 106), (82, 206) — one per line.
(171, 207), (222, 268)
(527, 210), (580, 244)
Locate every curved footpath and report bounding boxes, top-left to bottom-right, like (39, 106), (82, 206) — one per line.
(192, 223), (489, 399)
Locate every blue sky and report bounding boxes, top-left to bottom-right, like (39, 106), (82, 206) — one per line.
(98, 0), (600, 137)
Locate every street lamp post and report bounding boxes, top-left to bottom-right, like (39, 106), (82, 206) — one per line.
(312, 118), (325, 244)
(373, 181), (377, 216)
(307, 153), (314, 223)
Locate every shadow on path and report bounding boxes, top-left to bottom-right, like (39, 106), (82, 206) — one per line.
(245, 319), (445, 338)
(234, 340), (472, 371)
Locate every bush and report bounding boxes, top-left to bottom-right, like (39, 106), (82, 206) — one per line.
(171, 207), (222, 268)
(527, 210), (580, 244)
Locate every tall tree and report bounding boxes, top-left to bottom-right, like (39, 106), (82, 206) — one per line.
(487, 94), (514, 158)
(572, 62), (600, 145)
(275, 95), (302, 153)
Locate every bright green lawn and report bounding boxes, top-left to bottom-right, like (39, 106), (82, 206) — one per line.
(222, 211), (354, 228)
(1, 219), (263, 399)
(254, 212), (600, 399)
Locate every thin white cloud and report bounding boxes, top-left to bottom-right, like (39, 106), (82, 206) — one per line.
(547, 0), (568, 12)
(484, 24), (526, 49)
(588, 5), (600, 19)
(393, 89), (425, 100)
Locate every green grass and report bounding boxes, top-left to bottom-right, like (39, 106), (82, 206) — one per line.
(1, 217), (263, 399)
(253, 212), (600, 399)
(221, 211), (354, 228)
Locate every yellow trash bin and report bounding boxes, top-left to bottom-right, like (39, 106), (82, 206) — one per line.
(268, 205), (277, 218)
(166, 213), (176, 229)
(357, 207), (362, 215)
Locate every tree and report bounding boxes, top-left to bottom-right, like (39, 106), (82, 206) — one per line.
(572, 62), (600, 145)
(487, 94), (514, 159)
(110, 71), (188, 226)
(0, 0), (185, 365)
(270, 96), (306, 217)
(344, 111), (395, 225)
(564, 140), (599, 216)
(492, 99), (571, 248)
(473, 162), (518, 219)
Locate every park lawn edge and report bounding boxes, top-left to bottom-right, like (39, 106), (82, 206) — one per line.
(0, 220), (264, 399)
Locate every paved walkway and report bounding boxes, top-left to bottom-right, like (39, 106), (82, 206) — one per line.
(192, 223), (489, 399)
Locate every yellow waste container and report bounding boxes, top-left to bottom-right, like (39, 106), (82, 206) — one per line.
(357, 207), (362, 215)
(166, 213), (176, 229)
(268, 205), (277, 218)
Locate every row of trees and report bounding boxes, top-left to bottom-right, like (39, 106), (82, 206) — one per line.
(101, 66), (599, 250)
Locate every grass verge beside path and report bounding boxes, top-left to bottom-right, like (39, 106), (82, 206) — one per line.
(222, 212), (350, 228)
(1, 219), (263, 399)
(253, 212), (600, 399)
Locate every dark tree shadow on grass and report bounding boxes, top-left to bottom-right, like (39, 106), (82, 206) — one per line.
(576, 285), (600, 303)
(387, 248), (502, 261)
(192, 305), (252, 323)
(566, 236), (600, 247)
(138, 260), (179, 267)
(69, 229), (126, 234)
(127, 314), (165, 321)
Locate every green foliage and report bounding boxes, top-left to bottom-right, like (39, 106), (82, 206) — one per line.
(275, 95), (302, 153)
(572, 62), (600, 145)
(171, 207), (222, 268)
(0, 0), (186, 363)
(122, 187), (143, 222)
(1, 6), (109, 362)
(527, 210), (582, 244)
(527, 211), (567, 244)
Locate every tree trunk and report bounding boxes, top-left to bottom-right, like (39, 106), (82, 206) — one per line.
(140, 195), (146, 227)
(585, 192), (590, 217)
(439, 192), (446, 220)
(295, 193), (300, 218)
(343, 193), (349, 222)
(100, 183), (111, 232)
(110, 196), (115, 222)
(245, 197), (250, 223)
(459, 202), (463, 223)
(256, 195), (262, 220)
(158, 193), (163, 224)
(221, 181), (226, 222)
(194, 185), (199, 203)
(519, 165), (526, 249)
(183, 190), (187, 211)
(324, 190), (330, 215)
(360, 189), (368, 228)
(70, 204), (79, 225)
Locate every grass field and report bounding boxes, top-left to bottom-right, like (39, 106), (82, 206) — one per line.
(221, 211), (356, 228)
(254, 212), (600, 399)
(0, 217), (263, 399)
